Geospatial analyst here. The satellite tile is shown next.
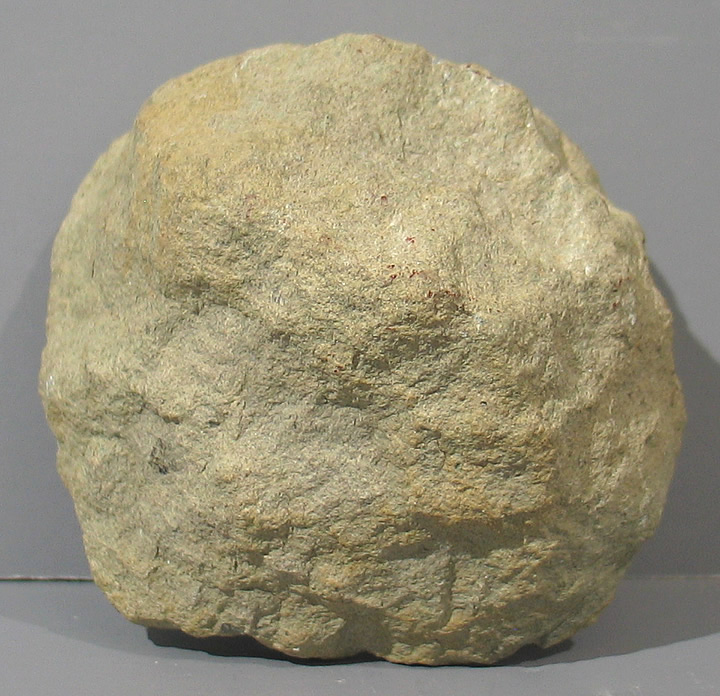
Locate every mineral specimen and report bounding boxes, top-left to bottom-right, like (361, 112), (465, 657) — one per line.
(40, 34), (685, 664)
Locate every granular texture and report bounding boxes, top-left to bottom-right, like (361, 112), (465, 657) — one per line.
(40, 34), (685, 664)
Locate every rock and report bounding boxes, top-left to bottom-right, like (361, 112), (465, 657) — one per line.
(39, 34), (685, 665)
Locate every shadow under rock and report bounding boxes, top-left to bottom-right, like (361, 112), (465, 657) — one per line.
(495, 639), (574, 666)
(147, 628), (381, 665)
(146, 627), (572, 666)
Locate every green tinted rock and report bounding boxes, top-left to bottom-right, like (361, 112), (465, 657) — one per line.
(40, 34), (685, 664)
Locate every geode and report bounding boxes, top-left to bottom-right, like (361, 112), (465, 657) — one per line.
(39, 34), (685, 664)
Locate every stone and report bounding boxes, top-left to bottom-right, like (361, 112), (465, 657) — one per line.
(39, 34), (685, 665)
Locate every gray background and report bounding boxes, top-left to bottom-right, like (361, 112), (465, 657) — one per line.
(2, 577), (719, 695)
(1, 0), (718, 580)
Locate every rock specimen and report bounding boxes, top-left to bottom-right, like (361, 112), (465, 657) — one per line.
(40, 34), (685, 665)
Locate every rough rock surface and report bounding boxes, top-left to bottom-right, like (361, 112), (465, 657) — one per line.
(40, 34), (685, 665)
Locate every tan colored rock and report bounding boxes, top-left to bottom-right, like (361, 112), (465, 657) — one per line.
(40, 34), (685, 664)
